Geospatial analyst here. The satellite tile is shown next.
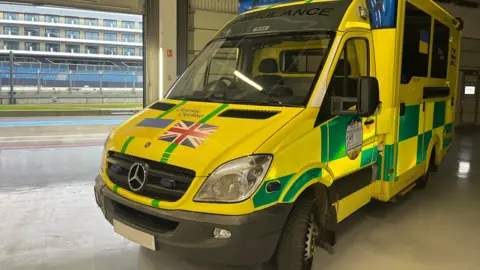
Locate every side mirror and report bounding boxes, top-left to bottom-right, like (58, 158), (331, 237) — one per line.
(330, 76), (380, 117)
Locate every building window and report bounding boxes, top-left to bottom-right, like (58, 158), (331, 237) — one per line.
(24, 14), (39, 22)
(45, 15), (60, 23)
(66, 30), (80, 39)
(4, 13), (18, 20)
(123, 34), (135, 42)
(104, 19), (117, 28)
(122, 21), (135, 29)
(25, 42), (40, 51)
(25, 27), (40, 36)
(139, 48), (143, 56)
(4, 26), (19, 35)
(66, 44), (80, 53)
(401, 2), (431, 84)
(85, 18), (99, 26)
(4, 41), (19, 50)
(140, 22), (143, 29)
(104, 46), (117, 55)
(86, 45), (99, 54)
(431, 20), (450, 79)
(139, 35), (143, 42)
(66, 17), (79, 25)
(46, 43), (60, 52)
(45, 29), (60, 38)
(123, 47), (135, 56)
(281, 49), (325, 73)
(86, 32), (99, 40)
(104, 33), (117, 41)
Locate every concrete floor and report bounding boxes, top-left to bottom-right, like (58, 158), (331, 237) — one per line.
(0, 120), (479, 270)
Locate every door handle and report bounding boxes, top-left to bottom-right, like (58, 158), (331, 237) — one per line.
(364, 119), (375, 125)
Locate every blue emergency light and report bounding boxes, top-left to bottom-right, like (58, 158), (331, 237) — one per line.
(367, 0), (397, 29)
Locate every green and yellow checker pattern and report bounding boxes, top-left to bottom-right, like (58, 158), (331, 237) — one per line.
(381, 100), (454, 182)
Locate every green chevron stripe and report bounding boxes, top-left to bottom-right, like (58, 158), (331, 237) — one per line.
(120, 100), (187, 154)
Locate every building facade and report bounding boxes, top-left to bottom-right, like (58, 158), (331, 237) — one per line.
(0, 3), (143, 65)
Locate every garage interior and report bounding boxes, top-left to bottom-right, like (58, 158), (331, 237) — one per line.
(1, 0), (480, 269)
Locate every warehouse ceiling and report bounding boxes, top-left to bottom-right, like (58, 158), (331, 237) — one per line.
(2, 0), (144, 14)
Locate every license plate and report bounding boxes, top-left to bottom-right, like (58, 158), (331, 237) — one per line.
(113, 219), (156, 250)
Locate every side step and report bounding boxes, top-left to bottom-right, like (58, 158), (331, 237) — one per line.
(399, 182), (416, 196)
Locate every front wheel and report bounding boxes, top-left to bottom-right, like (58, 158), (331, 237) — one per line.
(274, 195), (318, 270)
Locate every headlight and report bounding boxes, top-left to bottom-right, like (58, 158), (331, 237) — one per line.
(100, 133), (111, 172)
(194, 155), (273, 203)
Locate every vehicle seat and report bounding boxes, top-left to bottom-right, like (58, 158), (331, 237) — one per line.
(254, 58), (284, 88)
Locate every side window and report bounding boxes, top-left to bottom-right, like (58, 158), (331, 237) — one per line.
(431, 20), (450, 79)
(330, 38), (369, 98)
(401, 2), (431, 84)
(319, 38), (369, 121)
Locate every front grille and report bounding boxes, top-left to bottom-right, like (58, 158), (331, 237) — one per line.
(106, 151), (196, 202)
(107, 197), (179, 233)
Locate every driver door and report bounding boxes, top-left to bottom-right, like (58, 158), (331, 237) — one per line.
(320, 32), (378, 220)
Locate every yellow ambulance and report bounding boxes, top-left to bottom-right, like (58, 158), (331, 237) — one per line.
(94, 0), (462, 269)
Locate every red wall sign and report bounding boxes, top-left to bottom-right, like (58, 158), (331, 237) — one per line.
(167, 49), (173, 57)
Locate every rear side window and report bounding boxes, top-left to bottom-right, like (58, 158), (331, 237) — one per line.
(431, 20), (450, 79)
(281, 49), (325, 73)
(401, 2), (431, 84)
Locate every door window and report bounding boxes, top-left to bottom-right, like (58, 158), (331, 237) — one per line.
(320, 38), (369, 121)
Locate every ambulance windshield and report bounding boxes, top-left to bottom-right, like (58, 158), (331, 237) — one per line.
(167, 33), (332, 107)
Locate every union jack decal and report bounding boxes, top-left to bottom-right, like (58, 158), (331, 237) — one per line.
(159, 121), (218, 149)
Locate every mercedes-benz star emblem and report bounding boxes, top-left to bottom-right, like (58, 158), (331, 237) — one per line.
(128, 163), (148, 192)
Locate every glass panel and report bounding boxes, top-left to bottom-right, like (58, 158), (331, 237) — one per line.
(104, 46), (117, 55)
(401, 2), (431, 84)
(24, 14), (39, 22)
(66, 17), (79, 24)
(122, 21), (135, 29)
(4, 13), (18, 20)
(85, 18), (99, 26)
(4, 26), (19, 35)
(25, 42), (40, 51)
(281, 49), (325, 73)
(4, 41), (19, 50)
(167, 33), (332, 107)
(66, 30), (80, 39)
(25, 27), (40, 36)
(86, 32), (99, 40)
(86, 46), (99, 54)
(122, 34), (135, 42)
(122, 47), (135, 56)
(66, 44), (80, 53)
(104, 33), (117, 41)
(104, 19), (117, 28)
(46, 43), (60, 52)
(45, 15), (60, 23)
(45, 29), (60, 38)
(431, 20), (450, 79)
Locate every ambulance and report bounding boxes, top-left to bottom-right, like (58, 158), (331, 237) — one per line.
(94, 0), (462, 269)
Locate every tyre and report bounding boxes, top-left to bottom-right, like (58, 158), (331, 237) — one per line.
(274, 195), (318, 270)
(417, 151), (435, 189)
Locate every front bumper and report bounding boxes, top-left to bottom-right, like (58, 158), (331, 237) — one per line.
(94, 175), (292, 265)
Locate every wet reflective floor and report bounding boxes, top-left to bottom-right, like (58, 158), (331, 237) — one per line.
(1, 124), (479, 270)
